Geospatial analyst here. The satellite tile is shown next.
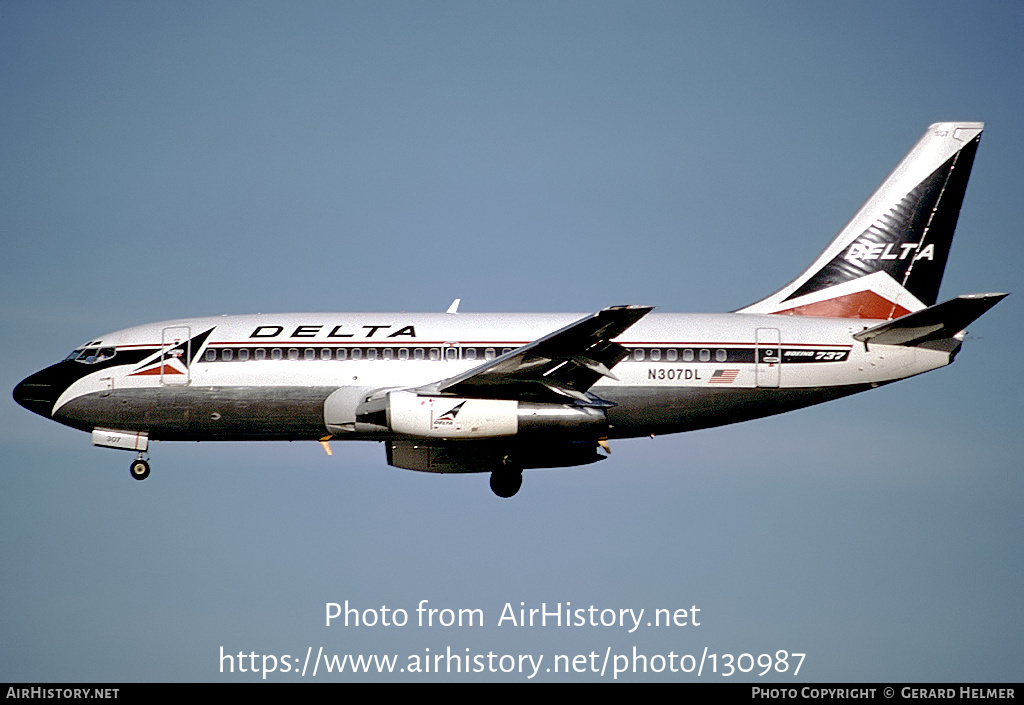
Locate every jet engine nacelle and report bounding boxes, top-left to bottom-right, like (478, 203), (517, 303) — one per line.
(389, 392), (518, 438)
(355, 390), (607, 440)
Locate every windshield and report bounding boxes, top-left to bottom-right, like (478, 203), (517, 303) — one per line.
(65, 347), (116, 364)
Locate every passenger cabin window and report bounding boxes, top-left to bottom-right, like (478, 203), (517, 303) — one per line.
(683, 349), (694, 362)
(666, 349), (678, 361)
(716, 349), (727, 362)
(650, 349), (661, 361)
(699, 349), (710, 362)
(485, 348), (496, 360)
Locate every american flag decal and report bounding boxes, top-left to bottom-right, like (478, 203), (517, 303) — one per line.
(709, 369), (740, 384)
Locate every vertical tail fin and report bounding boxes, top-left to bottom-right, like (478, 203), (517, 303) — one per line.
(739, 122), (983, 320)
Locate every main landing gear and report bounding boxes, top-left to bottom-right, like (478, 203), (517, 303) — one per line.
(489, 454), (523, 498)
(129, 454), (151, 481)
(489, 471), (522, 498)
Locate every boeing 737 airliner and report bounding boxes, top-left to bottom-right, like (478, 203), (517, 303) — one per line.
(14, 122), (1005, 496)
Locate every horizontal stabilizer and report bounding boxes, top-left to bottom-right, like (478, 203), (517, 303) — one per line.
(852, 293), (1007, 346)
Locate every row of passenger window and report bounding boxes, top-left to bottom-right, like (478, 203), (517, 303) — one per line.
(629, 348), (751, 363)
(202, 346), (517, 362)
(200, 346), (752, 363)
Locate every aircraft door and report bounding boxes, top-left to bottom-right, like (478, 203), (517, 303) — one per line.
(160, 326), (191, 386)
(755, 327), (781, 388)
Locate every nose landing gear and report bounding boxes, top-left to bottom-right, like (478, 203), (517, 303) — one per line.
(90, 429), (152, 480)
(129, 455), (151, 481)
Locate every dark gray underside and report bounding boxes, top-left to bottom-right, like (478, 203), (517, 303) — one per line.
(53, 383), (876, 442)
(604, 383), (874, 436)
(56, 386), (338, 441)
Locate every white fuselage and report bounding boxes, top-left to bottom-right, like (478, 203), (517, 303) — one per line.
(40, 310), (953, 444)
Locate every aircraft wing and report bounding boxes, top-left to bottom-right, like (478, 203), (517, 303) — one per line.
(417, 305), (654, 404)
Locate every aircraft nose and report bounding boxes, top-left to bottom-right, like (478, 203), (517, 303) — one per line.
(13, 369), (60, 418)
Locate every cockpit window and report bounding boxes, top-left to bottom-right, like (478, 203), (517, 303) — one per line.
(68, 347), (116, 364)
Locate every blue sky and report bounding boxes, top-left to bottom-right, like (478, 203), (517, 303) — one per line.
(2, 1), (1022, 682)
